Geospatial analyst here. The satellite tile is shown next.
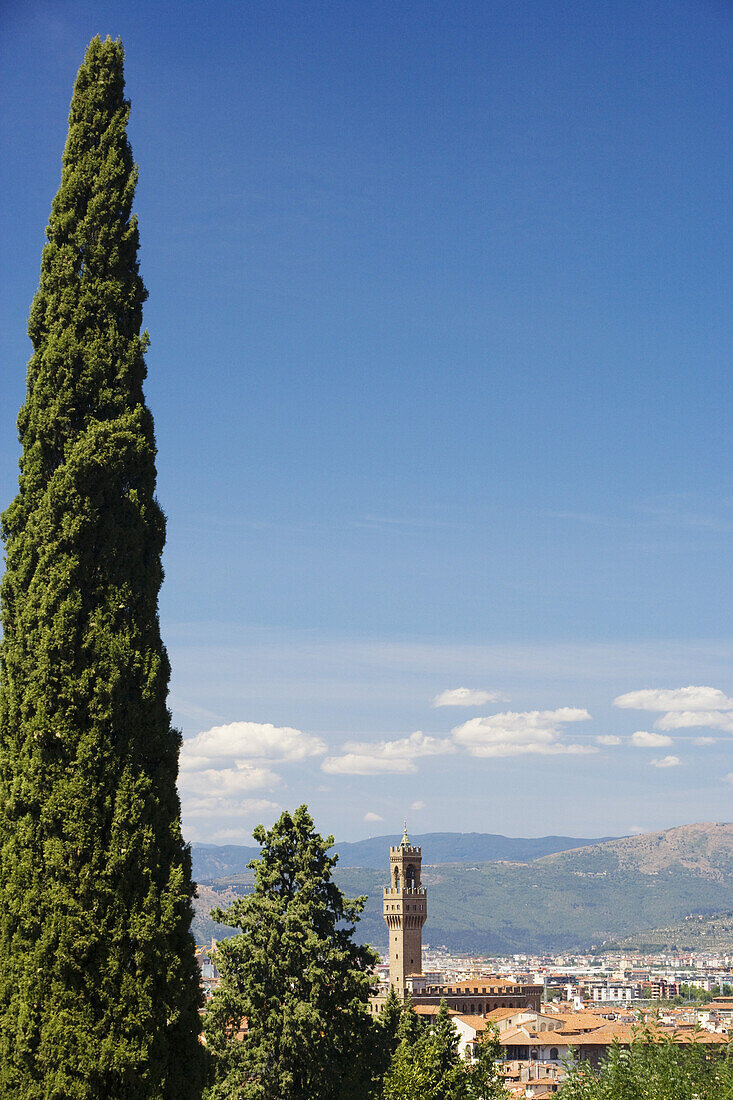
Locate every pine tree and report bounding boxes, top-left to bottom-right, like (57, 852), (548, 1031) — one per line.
(376, 985), (405, 1075)
(0, 36), (205, 1098)
(382, 999), (471, 1100)
(467, 1024), (509, 1100)
(204, 806), (379, 1100)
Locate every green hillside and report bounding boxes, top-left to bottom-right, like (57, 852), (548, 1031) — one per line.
(616, 911), (733, 954)
(193, 822), (733, 953)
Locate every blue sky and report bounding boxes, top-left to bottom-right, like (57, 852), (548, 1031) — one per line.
(2, 1), (732, 843)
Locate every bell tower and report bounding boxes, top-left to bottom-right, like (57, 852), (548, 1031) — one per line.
(382, 823), (427, 997)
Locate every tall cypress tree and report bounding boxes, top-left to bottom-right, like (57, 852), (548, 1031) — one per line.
(0, 37), (205, 1098)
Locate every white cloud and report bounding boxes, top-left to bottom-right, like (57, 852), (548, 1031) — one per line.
(724, 773), (733, 785)
(432, 687), (506, 708)
(596, 735), (622, 746)
(630, 730), (673, 748)
(650, 755), (681, 768)
(182, 721), (326, 768)
(322, 731), (456, 775)
(614, 686), (733, 713)
(693, 736), (716, 746)
(178, 759), (282, 829)
(180, 762), (281, 796)
(410, 800), (426, 811)
(451, 708), (595, 758)
(182, 795), (280, 822)
(655, 710), (733, 733)
(364, 811), (383, 823)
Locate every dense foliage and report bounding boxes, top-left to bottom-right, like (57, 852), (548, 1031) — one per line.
(381, 998), (508, 1100)
(0, 36), (204, 1098)
(204, 806), (379, 1099)
(559, 1030), (733, 1099)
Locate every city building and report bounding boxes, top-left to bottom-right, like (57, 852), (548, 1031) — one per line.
(374, 831), (542, 1014)
(382, 824), (427, 998)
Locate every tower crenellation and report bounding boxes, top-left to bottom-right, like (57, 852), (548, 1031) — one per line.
(382, 824), (427, 996)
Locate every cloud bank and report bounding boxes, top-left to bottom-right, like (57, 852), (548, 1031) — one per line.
(179, 720), (326, 837)
(182, 721), (326, 768)
(613, 685), (733, 738)
(451, 707), (594, 758)
(613, 686), (733, 712)
(322, 731), (456, 775)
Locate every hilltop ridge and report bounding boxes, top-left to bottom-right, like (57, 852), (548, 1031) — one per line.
(536, 822), (733, 881)
(193, 822), (733, 951)
(191, 830), (620, 881)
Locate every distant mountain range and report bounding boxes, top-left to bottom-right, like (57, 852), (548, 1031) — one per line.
(191, 831), (620, 882)
(192, 823), (733, 953)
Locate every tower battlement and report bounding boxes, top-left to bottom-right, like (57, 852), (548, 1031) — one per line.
(383, 885), (426, 897)
(383, 826), (426, 997)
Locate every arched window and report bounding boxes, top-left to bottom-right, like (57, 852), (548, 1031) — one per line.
(550, 1048), (559, 1061)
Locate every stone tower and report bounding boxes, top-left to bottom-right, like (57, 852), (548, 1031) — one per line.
(383, 824), (427, 997)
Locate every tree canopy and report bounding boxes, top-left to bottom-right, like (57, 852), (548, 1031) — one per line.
(559, 1028), (733, 1100)
(0, 35), (204, 1098)
(204, 805), (378, 1100)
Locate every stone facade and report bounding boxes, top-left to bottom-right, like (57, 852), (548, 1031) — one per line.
(375, 831), (542, 1019)
(382, 826), (427, 997)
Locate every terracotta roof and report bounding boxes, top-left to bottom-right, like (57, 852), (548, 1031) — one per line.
(500, 1023), (635, 1047)
(499, 1027), (537, 1045)
(455, 1015), (489, 1030)
(549, 1024), (636, 1047)
(486, 1007), (533, 1021)
(413, 1004), (458, 1017)
(542, 1013), (606, 1031)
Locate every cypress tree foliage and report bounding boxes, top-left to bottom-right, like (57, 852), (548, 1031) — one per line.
(0, 36), (205, 1098)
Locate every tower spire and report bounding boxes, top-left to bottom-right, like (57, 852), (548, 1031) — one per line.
(401, 818), (410, 846)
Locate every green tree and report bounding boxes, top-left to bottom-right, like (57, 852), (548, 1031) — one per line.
(467, 1025), (509, 1100)
(204, 806), (378, 1100)
(382, 1000), (471, 1100)
(0, 36), (204, 1098)
(396, 994), (426, 1047)
(559, 1029), (733, 1099)
(375, 985), (406, 1079)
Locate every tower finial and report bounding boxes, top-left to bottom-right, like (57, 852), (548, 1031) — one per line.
(400, 818), (410, 847)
